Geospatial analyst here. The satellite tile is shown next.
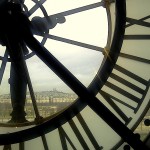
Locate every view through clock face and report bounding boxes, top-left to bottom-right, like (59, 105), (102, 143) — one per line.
(0, 0), (108, 124)
(0, 0), (149, 149)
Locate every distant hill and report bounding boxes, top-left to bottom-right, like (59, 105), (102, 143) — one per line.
(0, 89), (77, 100)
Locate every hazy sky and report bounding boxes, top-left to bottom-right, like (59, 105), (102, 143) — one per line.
(0, 0), (108, 94)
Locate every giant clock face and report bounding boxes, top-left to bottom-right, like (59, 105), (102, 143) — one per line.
(0, 0), (149, 150)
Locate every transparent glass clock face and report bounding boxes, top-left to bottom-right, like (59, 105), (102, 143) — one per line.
(0, 0), (149, 149)
(0, 0), (108, 126)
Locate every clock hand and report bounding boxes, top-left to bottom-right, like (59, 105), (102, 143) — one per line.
(31, 14), (103, 52)
(30, 2), (103, 35)
(46, 34), (104, 52)
(30, 0), (66, 34)
(23, 33), (149, 150)
(31, 14), (66, 36)
(28, 1), (103, 18)
(49, 2), (103, 18)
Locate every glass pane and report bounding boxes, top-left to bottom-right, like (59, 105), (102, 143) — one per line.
(0, 0), (107, 134)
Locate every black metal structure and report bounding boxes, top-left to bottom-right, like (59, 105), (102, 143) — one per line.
(0, 0), (149, 149)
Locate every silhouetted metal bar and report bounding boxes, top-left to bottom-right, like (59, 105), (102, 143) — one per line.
(100, 90), (131, 124)
(120, 53), (150, 64)
(110, 73), (145, 94)
(0, 1), (148, 149)
(19, 142), (24, 150)
(114, 64), (148, 85)
(58, 127), (77, 150)
(32, 0), (49, 22)
(101, 90), (136, 111)
(51, 2), (104, 17)
(68, 119), (90, 150)
(0, 50), (8, 84)
(126, 15), (150, 28)
(4, 29), (27, 123)
(4, 4), (41, 122)
(23, 1), (148, 149)
(124, 35), (150, 40)
(3, 145), (11, 150)
(105, 81), (140, 103)
(126, 17), (150, 28)
(20, 50), (41, 120)
(47, 34), (104, 52)
(28, 0), (46, 17)
(77, 113), (103, 149)
(41, 135), (49, 150)
(58, 127), (68, 150)
(6, 37), (40, 122)
(9, 59), (27, 123)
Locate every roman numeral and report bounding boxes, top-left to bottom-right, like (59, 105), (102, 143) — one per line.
(58, 126), (77, 150)
(3, 143), (25, 150)
(126, 15), (150, 28)
(41, 135), (49, 150)
(124, 15), (150, 40)
(126, 17), (150, 28)
(19, 143), (25, 150)
(99, 64), (149, 124)
(119, 53), (150, 64)
(120, 15), (150, 63)
(58, 113), (103, 150)
(124, 35), (150, 40)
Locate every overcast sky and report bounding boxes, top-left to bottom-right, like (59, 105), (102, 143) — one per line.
(0, 0), (108, 94)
